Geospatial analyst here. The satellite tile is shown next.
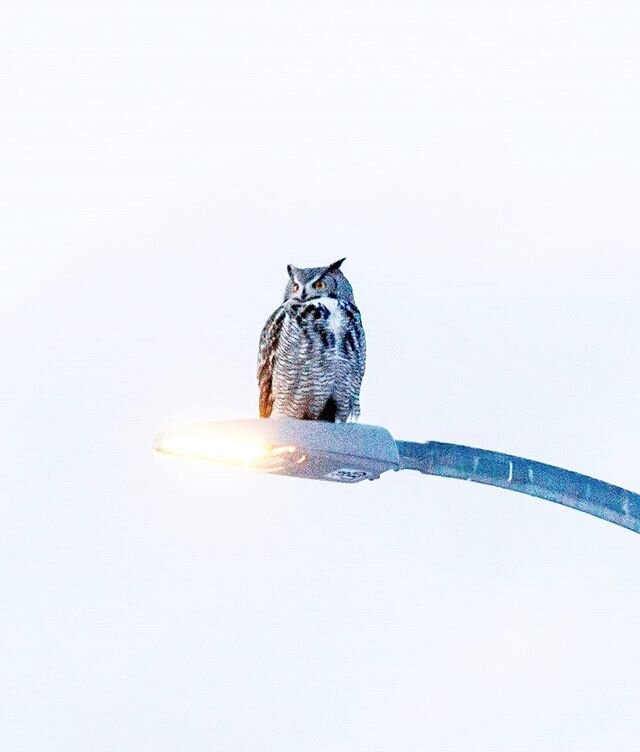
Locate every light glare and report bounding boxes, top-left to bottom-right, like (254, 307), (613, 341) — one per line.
(153, 424), (299, 470)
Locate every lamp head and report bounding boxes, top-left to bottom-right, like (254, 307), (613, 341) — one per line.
(154, 418), (400, 483)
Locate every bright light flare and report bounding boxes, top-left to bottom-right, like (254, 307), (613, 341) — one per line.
(153, 423), (302, 472)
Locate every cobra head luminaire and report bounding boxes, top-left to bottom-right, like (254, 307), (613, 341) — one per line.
(154, 418), (399, 483)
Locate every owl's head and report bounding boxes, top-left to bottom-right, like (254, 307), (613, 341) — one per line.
(283, 258), (355, 303)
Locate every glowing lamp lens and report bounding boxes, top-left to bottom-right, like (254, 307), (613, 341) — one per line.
(153, 424), (303, 472)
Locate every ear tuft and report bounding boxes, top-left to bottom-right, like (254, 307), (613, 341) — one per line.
(286, 264), (296, 279)
(328, 257), (346, 272)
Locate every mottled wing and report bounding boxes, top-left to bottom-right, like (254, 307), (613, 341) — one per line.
(257, 305), (287, 418)
(344, 301), (366, 382)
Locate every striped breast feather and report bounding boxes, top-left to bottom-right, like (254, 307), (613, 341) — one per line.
(257, 305), (287, 418)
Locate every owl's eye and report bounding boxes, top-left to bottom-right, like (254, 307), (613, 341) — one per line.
(312, 280), (326, 290)
(292, 283), (300, 293)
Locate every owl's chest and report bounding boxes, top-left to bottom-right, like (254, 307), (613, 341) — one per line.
(282, 298), (344, 352)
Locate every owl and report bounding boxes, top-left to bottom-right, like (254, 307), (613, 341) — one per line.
(257, 258), (366, 422)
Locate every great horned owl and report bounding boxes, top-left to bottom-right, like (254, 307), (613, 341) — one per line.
(257, 258), (366, 422)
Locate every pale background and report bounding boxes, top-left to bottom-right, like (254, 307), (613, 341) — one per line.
(2, 1), (640, 750)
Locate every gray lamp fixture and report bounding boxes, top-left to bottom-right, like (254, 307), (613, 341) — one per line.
(154, 417), (640, 535)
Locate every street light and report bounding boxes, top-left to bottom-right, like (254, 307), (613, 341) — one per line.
(154, 417), (640, 535)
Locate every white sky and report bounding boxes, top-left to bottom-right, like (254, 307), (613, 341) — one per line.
(2, 1), (640, 750)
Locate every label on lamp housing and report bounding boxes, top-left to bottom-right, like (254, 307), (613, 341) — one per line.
(325, 468), (370, 482)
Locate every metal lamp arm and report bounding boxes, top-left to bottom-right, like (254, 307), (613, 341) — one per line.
(395, 440), (640, 535)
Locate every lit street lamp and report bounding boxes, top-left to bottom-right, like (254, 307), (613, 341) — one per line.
(154, 417), (640, 535)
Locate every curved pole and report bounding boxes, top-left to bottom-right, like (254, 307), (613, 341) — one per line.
(395, 440), (640, 535)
